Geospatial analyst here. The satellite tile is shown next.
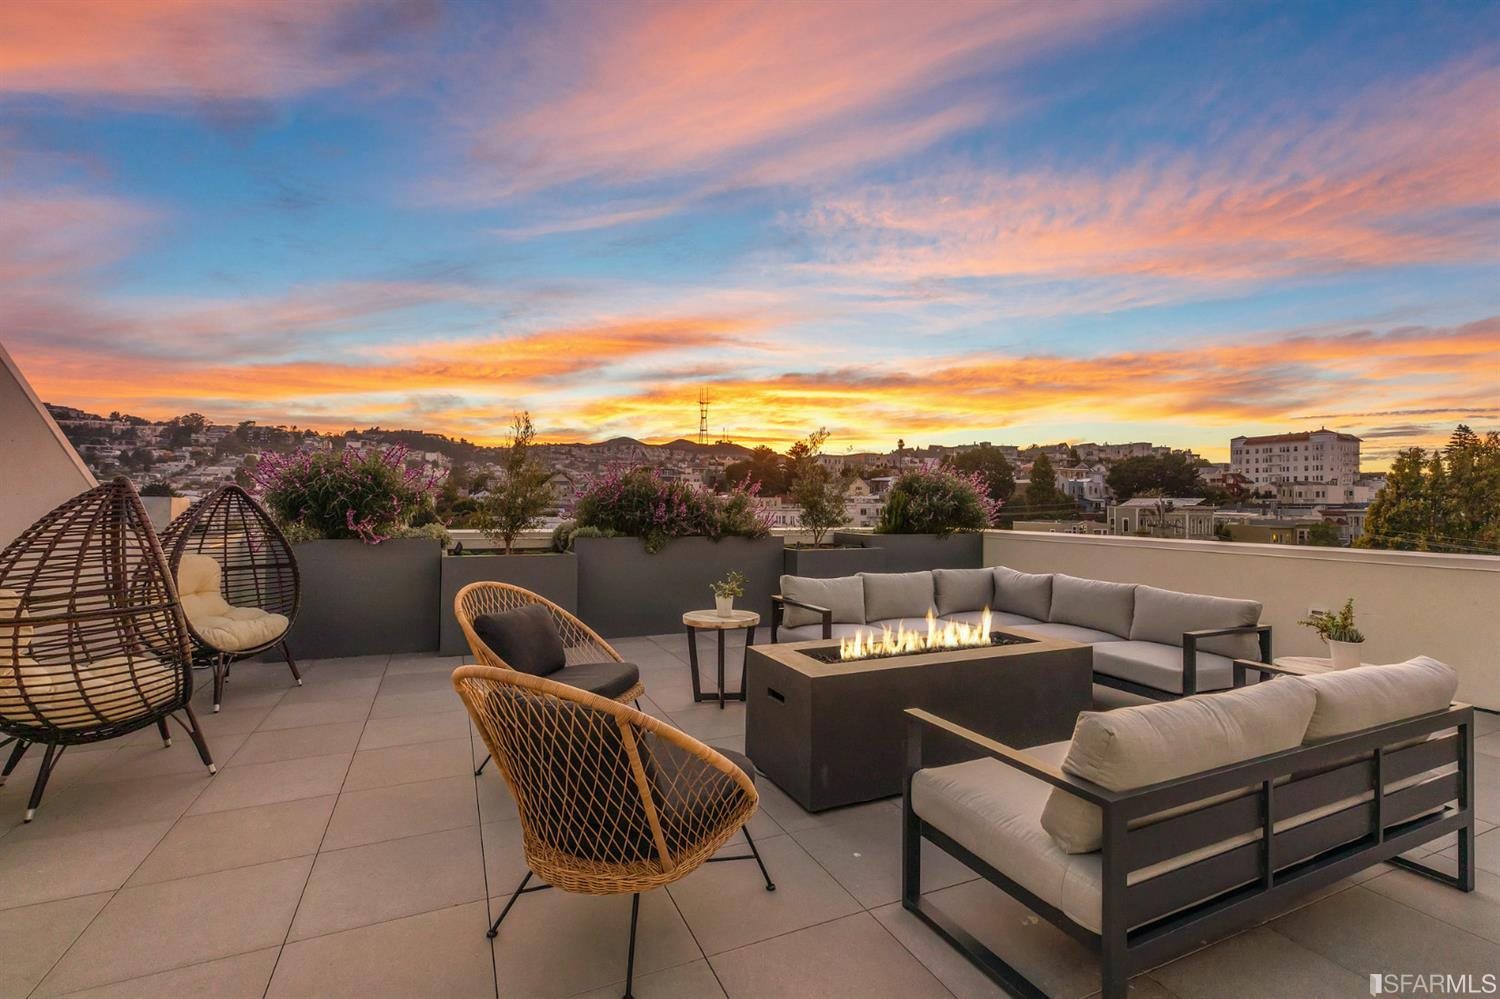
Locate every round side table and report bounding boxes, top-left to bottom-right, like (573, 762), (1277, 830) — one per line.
(683, 609), (760, 709)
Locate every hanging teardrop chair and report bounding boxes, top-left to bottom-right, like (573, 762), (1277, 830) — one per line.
(0, 479), (215, 821)
(158, 484), (301, 712)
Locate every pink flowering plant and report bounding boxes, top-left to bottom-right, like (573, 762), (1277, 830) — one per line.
(876, 465), (998, 536)
(251, 445), (441, 545)
(572, 467), (771, 553)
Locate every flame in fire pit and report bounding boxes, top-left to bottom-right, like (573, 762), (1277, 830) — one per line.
(838, 608), (994, 661)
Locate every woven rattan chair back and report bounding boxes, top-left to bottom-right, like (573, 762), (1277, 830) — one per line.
(453, 665), (757, 894)
(158, 484), (299, 659)
(0, 479), (193, 745)
(455, 581), (623, 671)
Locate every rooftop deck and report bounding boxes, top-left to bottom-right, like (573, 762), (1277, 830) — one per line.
(3, 634), (1498, 998)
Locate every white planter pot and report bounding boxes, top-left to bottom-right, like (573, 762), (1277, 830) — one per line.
(715, 595), (734, 617)
(1326, 638), (1364, 670)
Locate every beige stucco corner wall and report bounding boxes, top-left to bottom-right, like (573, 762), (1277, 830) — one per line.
(983, 530), (1500, 710)
(0, 342), (96, 547)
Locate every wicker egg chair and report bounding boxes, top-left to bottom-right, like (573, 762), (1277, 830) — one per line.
(452, 666), (773, 999)
(158, 484), (301, 712)
(0, 479), (214, 821)
(455, 581), (645, 776)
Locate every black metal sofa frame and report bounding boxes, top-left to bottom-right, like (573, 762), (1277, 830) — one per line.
(901, 664), (1476, 998)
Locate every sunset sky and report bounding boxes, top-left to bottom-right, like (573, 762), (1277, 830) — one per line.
(2, 0), (1497, 465)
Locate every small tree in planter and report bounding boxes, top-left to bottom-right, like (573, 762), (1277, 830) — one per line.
(252, 444), (441, 544)
(1298, 597), (1366, 669)
(877, 466), (998, 536)
(788, 428), (852, 547)
(475, 412), (555, 555)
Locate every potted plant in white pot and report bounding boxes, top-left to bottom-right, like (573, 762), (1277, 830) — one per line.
(1298, 598), (1365, 669)
(711, 570), (746, 618)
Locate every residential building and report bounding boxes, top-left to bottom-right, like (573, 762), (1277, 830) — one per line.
(1229, 428), (1361, 495)
(1107, 497), (1218, 540)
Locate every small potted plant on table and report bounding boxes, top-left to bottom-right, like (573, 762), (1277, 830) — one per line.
(712, 571), (747, 617)
(1299, 597), (1365, 669)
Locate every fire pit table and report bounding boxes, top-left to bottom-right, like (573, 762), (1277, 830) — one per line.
(745, 629), (1091, 811)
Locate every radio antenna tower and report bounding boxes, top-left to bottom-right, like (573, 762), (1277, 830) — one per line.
(698, 386), (710, 445)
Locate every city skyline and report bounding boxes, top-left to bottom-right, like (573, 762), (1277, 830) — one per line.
(3, 1), (1498, 466)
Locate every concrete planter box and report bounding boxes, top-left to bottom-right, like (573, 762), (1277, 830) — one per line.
(834, 531), (983, 573)
(282, 538), (442, 660)
(575, 536), (785, 638)
(782, 545), (886, 578)
(439, 552), (578, 655)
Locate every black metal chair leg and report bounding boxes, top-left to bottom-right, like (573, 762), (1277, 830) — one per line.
(488, 870), (546, 938)
(212, 655), (226, 713)
(156, 718), (172, 748)
(24, 743), (62, 822)
(177, 705), (217, 774)
(623, 892), (640, 999)
(1, 738), (30, 786)
(742, 827), (776, 891)
(281, 639), (303, 686)
(474, 753), (492, 776)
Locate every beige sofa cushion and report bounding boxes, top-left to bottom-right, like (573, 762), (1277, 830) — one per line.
(991, 566), (1052, 620)
(1092, 640), (1235, 694)
(1040, 678), (1316, 853)
(1130, 585), (1263, 659)
(860, 571), (935, 622)
(779, 575), (866, 629)
(932, 569), (994, 616)
(177, 553), (289, 652)
(1301, 656), (1458, 742)
(1048, 574), (1135, 639)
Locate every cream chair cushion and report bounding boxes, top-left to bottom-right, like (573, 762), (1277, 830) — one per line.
(1040, 678), (1317, 853)
(0, 652), (178, 729)
(1300, 656), (1458, 742)
(176, 554), (288, 653)
(0, 587), (34, 665)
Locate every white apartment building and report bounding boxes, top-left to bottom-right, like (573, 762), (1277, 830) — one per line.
(1229, 428), (1361, 492)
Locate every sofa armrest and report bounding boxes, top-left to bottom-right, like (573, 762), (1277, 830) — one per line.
(770, 594), (833, 642)
(903, 708), (1121, 806)
(1181, 624), (1272, 695)
(1231, 656), (1313, 686)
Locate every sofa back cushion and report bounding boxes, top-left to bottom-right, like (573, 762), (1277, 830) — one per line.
(1040, 678), (1316, 853)
(1048, 574), (1136, 638)
(861, 571), (936, 622)
(1301, 656), (1458, 742)
(932, 569), (995, 616)
(1130, 585), (1263, 659)
(780, 575), (866, 629)
(991, 567), (1052, 620)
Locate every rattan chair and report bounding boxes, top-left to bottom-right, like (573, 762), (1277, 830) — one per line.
(455, 581), (645, 775)
(158, 484), (301, 712)
(452, 665), (773, 998)
(0, 479), (214, 820)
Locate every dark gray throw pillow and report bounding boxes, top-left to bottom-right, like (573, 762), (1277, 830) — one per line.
(473, 604), (566, 676)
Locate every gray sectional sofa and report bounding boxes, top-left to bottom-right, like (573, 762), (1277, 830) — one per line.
(771, 567), (1272, 699)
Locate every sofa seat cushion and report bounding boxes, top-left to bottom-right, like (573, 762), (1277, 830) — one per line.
(932, 569), (994, 616)
(780, 575), (865, 629)
(941, 610), (1042, 630)
(554, 660), (641, 700)
(1301, 656), (1458, 742)
(860, 571), (936, 622)
(189, 607), (289, 653)
(1040, 677), (1317, 853)
(1049, 575), (1136, 638)
(0, 653), (180, 730)
(992, 567), (1052, 620)
(776, 622), (874, 642)
(1011, 622), (1121, 645)
(1130, 585), (1263, 659)
(868, 617), (937, 636)
(1093, 640), (1234, 695)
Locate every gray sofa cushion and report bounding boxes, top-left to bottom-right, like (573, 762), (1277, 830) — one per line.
(860, 571), (935, 622)
(992, 566), (1052, 620)
(1092, 640), (1234, 694)
(941, 609), (1041, 630)
(780, 575), (866, 629)
(932, 568), (995, 616)
(1049, 574), (1135, 638)
(1300, 656), (1457, 742)
(1130, 585), (1262, 659)
(1012, 622), (1120, 646)
(869, 617), (935, 635)
(777, 622), (874, 642)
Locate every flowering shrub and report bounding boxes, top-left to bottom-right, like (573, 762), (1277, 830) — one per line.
(877, 466), (998, 536)
(252, 445), (441, 545)
(572, 467), (771, 553)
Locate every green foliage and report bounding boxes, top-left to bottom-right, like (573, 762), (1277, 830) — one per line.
(255, 445), (438, 544)
(475, 412), (556, 554)
(723, 445), (789, 495)
(943, 444), (1016, 503)
(1358, 426), (1500, 553)
(787, 428), (852, 545)
(573, 468), (770, 554)
(1106, 452), (1206, 502)
(551, 520), (576, 553)
(139, 481), (178, 497)
(877, 467), (997, 536)
(1299, 597), (1364, 643)
(1306, 520), (1342, 547)
(711, 570), (747, 599)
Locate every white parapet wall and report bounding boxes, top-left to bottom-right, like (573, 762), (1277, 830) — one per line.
(0, 342), (96, 547)
(983, 530), (1500, 710)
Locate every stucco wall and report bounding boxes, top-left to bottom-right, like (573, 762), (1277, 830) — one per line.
(0, 343), (96, 547)
(983, 530), (1500, 709)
